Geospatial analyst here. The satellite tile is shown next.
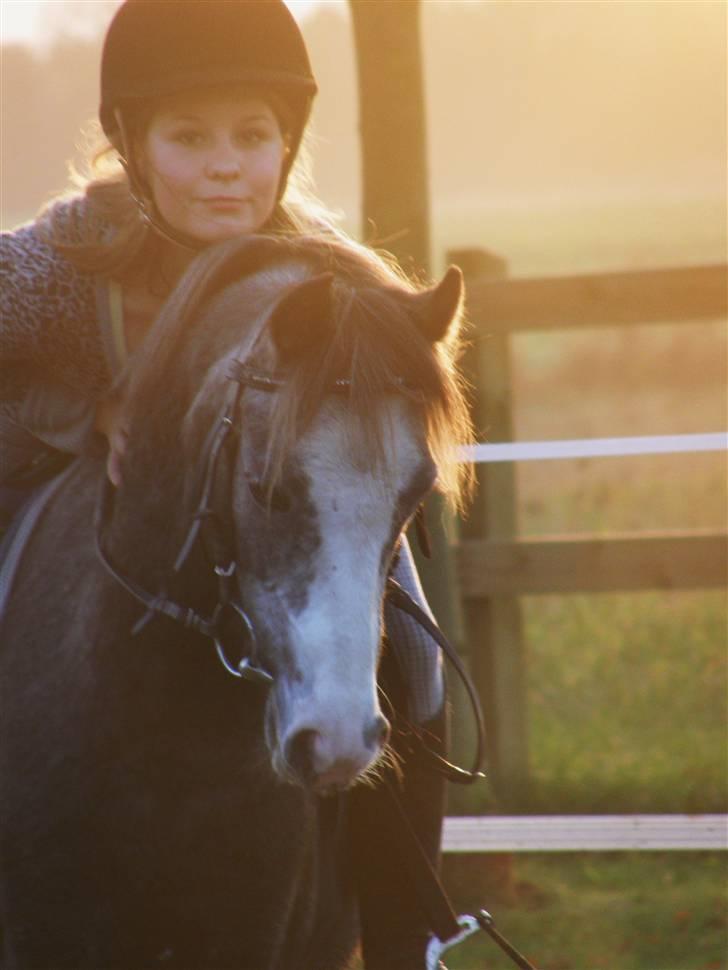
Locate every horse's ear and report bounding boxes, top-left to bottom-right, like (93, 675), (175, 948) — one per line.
(269, 273), (334, 360)
(412, 265), (464, 343)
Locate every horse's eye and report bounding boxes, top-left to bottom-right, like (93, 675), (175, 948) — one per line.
(248, 481), (292, 513)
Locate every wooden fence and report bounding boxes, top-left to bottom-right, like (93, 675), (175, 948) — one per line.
(448, 254), (727, 808)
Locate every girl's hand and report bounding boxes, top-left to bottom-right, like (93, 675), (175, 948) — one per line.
(95, 398), (129, 487)
(106, 423), (129, 487)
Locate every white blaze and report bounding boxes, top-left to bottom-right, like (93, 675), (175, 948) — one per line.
(277, 399), (425, 783)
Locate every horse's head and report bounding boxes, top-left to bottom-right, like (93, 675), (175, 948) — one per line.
(119, 235), (472, 793)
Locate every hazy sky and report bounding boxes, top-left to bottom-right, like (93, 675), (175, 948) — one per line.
(0, 0), (330, 46)
(3, 0), (725, 273)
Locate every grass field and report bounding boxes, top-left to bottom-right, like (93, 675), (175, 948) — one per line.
(443, 852), (727, 970)
(441, 314), (727, 969)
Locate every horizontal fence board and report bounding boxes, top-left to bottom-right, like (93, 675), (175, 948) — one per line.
(462, 432), (728, 464)
(457, 531), (728, 596)
(442, 815), (728, 852)
(465, 264), (727, 333)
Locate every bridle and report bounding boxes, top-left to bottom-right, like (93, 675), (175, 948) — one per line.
(96, 366), (274, 685)
(94, 353), (539, 970)
(95, 354), (486, 777)
(96, 358), (489, 773)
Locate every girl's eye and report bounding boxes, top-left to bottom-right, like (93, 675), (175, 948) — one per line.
(173, 130), (204, 147)
(238, 127), (269, 147)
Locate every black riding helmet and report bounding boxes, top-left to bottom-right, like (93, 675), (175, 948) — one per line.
(99, 0), (318, 245)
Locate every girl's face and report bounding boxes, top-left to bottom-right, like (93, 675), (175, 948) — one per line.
(141, 89), (287, 245)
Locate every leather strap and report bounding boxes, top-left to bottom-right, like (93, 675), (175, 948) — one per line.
(382, 779), (461, 944)
(381, 780), (538, 969)
(385, 577), (486, 785)
(0, 461), (78, 623)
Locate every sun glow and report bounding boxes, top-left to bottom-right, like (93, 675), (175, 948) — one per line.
(0, 0), (324, 48)
(1, 0), (43, 46)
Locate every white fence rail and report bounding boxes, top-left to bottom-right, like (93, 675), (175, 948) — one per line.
(442, 815), (728, 853)
(462, 432), (728, 464)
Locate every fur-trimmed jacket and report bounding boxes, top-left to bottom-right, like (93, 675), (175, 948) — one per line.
(1, 210), (114, 476)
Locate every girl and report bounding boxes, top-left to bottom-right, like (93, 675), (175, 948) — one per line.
(0, 2), (450, 966)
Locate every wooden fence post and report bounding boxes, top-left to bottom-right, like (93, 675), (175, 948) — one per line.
(449, 247), (530, 809)
(349, 1), (468, 721)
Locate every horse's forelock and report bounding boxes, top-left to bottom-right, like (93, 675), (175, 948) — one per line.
(258, 248), (474, 511)
(121, 232), (473, 513)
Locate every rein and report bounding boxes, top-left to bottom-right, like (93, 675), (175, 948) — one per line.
(385, 577), (485, 786)
(384, 579), (539, 970)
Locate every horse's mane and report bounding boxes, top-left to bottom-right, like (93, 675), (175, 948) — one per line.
(122, 233), (474, 512)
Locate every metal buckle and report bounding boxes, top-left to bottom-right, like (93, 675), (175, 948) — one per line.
(426, 914), (482, 970)
(214, 561), (236, 578)
(212, 602), (273, 686)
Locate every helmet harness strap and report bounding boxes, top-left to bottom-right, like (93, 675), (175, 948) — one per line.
(112, 106), (297, 253)
(113, 107), (203, 253)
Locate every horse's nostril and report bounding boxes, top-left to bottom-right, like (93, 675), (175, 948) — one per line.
(364, 714), (390, 751)
(285, 728), (319, 784)
(284, 719), (388, 789)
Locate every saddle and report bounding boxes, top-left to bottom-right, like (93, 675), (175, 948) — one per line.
(0, 458), (77, 625)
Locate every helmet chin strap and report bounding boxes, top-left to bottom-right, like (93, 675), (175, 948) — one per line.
(113, 108), (207, 253)
(126, 173), (204, 253)
(113, 108), (292, 256)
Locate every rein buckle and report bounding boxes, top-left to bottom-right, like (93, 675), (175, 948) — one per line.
(211, 602), (273, 686)
(426, 914), (481, 970)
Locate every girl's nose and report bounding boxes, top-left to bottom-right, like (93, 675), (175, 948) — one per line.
(206, 141), (242, 180)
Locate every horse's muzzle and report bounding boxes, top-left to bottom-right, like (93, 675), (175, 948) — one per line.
(283, 715), (390, 791)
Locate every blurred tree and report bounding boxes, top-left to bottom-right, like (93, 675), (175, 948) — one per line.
(349, 0), (430, 277)
(0, 45), (47, 224)
(349, 0), (466, 661)
(0, 38), (98, 225)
